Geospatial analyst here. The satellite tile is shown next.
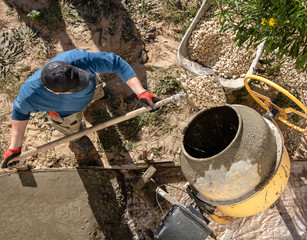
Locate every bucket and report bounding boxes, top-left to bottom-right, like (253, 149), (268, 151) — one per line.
(181, 104), (290, 218)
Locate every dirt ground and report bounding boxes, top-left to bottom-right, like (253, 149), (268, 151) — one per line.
(1, 1), (185, 167)
(0, 0), (306, 239)
(0, 0), (205, 168)
(1, 0), (305, 169)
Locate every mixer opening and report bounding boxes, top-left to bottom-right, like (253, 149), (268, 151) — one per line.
(183, 106), (239, 158)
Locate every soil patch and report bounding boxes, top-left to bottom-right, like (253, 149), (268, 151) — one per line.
(0, 0), (306, 239)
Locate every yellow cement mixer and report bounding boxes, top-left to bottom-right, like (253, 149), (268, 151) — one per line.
(180, 75), (307, 224)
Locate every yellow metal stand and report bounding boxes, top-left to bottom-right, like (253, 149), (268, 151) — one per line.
(244, 74), (307, 133)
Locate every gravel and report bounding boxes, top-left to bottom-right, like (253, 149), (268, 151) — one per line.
(180, 74), (227, 109)
(187, 7), (256, 80)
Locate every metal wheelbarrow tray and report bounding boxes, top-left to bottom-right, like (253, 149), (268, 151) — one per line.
(177, 0), (265, 90)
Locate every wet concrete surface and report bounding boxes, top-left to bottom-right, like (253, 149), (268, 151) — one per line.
(0, 168), (130, 240)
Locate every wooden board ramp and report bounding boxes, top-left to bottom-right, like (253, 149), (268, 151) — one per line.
(0, 161), (180, 174)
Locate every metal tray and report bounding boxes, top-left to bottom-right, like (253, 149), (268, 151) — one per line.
(155, 204), (212, 240)
(177, 0), (265, 90)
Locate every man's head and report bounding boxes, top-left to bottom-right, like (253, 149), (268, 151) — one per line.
(41, 61), (89, 92)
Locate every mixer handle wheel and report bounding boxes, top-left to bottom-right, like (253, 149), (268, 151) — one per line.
(244, 74), (307, 133)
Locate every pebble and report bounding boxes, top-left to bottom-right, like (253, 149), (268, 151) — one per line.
(187, 7), (256, 79)
(180, 75), (226, 109)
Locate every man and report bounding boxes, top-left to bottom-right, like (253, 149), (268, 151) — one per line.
(1, 49), (161, 168)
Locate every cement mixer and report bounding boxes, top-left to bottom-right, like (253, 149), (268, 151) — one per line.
(180, 74), (307, 224)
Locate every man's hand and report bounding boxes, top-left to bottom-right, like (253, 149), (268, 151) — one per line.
(1, 147), (21, 168)
(137, 90), (162, 110)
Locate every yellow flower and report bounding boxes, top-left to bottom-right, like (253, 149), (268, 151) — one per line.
(261, 18), (266, 25)
(269, 18), (276, 26)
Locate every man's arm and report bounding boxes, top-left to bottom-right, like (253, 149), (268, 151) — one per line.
(9, 120), (29, 148)
(1, 120), (28, 168)
(126, 76), (147, 95)
(126, 76), (161, 110)
(78, 51), (162, 108)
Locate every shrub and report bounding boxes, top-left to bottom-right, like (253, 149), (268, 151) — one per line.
(215, 0), (307, 71)
(27, 10), (42, 22)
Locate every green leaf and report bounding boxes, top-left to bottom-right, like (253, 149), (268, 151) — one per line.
(296, 52), (307, 69)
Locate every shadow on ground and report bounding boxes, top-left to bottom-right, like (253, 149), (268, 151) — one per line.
(77, 168), (132, 240)
(2, 0), (149, 238)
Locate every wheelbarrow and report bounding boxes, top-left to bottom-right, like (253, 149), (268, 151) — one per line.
(177, 0), (265, 90)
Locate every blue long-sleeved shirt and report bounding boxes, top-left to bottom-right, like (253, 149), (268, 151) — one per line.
(12, 49), (136, 120)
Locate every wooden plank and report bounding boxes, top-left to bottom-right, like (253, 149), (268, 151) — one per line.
(132, 166), (157, 192)
(156, 187), (180, 205)
(0, 161), (180, 174)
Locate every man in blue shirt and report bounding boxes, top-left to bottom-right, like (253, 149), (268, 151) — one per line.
(1, 49), (161, 168)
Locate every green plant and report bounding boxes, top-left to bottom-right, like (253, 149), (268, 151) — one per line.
(61, 6), (82, 24)
(152, 146), (164, 157)
(161, 0), (202, 36)
(273, 91), (303, 110)
(64, 0), (103, 23)
(230, 88), (249, 104)
(164, 0), (201, 22)
(27, 10), (42, 22)
(0, 25), (37, 98)
(42, 4), (63, 31)
(137, 108), (174, 134)
(0, 72), (23, 99)
(5, 10), (14, 16)
(137, 0), (156, 14)
(125, 0), (157, 16)
(154, 71), (182, 95)
(126, 0), (202, 36)
(215, 0), (307, 71)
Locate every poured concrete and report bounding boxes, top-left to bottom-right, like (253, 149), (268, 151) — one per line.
(0, 169), (131, 240)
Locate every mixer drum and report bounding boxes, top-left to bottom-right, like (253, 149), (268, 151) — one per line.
(181, 104), (281, 207)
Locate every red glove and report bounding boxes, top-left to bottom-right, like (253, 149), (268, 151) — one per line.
(1, 147), (22, 168)
(137, 90), (162, 110)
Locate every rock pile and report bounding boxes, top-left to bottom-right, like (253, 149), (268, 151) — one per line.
(180, 74), (227, 109)
(187, 7), (256, 80)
